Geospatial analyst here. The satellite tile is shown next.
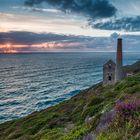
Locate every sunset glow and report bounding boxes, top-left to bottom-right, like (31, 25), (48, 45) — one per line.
(0, 44), (17, 53)
(0, 0), (140, 52)
(0, 41), (85, 53)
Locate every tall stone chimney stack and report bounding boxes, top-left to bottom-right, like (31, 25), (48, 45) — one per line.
(115, 37), (123, 82)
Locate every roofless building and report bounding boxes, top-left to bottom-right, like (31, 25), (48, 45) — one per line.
(103, 37), (124, 85)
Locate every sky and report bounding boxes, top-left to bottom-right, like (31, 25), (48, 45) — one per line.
(0, 0), (140, 53)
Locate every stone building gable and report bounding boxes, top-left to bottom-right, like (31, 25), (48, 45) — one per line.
(103, 60), (116, 85)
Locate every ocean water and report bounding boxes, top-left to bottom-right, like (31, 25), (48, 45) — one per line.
(0, 52), (140, 123)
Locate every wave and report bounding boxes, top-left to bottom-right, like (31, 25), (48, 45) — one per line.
(0, 52), (139, 124)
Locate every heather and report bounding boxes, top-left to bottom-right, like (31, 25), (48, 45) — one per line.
(0, 73), (140, 140)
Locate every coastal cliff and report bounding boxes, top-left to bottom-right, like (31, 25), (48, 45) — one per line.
(0, 70), (140, 140)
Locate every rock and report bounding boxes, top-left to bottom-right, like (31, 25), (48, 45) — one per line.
(83, 132), (96, 140)
(96, 109), (116, 133)
(85, 116), (95, 125)
(64, 123), (75, 133)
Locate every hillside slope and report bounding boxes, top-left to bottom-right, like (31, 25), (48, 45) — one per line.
(0, 73), (140, 140)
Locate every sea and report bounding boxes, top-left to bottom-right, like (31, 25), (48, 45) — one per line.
(0, 52), (140, 123)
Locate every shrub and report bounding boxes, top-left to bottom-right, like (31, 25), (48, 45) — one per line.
(41, 128), (64, 140)
(124, 85), (140, 94)
(115, 99), (140, 121)
(82, 104), (103, 118)
(61, 125), (89, 140)
(88, 97), (104, 107)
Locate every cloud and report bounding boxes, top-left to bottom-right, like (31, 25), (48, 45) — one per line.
(0, 31), (140, 53)
(92, 16), (140, 31)
(0, 31), (82, 45)
(0, 31), (114, 52)
(31, 7), (61, 13)
(24, 0), (140, 32)
(0, 31), (93, 52)
(24, 0), (117, 19)
(0, 31), (110, 47)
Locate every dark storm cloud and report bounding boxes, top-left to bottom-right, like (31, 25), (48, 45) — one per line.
(0, 31), (111, 49)
(25, 0), (140, 32)
(24, 0), (117, 19)
(0, 31), (87, 45)
(0, 31), (140, 52)
(24, 0), (140, 32)
(92, 16), (140, 31)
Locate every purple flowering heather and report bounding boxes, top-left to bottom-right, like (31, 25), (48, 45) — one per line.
(115, 99), (140, 120)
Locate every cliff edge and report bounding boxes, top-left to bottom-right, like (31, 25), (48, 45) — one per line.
(0, 69), (140, 140)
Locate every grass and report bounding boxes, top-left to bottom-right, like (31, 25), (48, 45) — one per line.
(0, 73), (140, 140)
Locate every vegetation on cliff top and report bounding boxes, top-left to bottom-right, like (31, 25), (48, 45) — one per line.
(0, 73), (140, 140)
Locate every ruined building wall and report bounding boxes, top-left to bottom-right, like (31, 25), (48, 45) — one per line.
(103, 60), (116, 85)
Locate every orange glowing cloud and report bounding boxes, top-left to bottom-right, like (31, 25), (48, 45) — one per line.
(32, 42), (83, 49)
(0, 44), (26, 53)
(0, 41), (83, 53)
(0, 44), (17, 53)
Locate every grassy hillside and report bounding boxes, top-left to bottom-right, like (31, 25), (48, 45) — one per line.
(0, 73), (140, 140)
